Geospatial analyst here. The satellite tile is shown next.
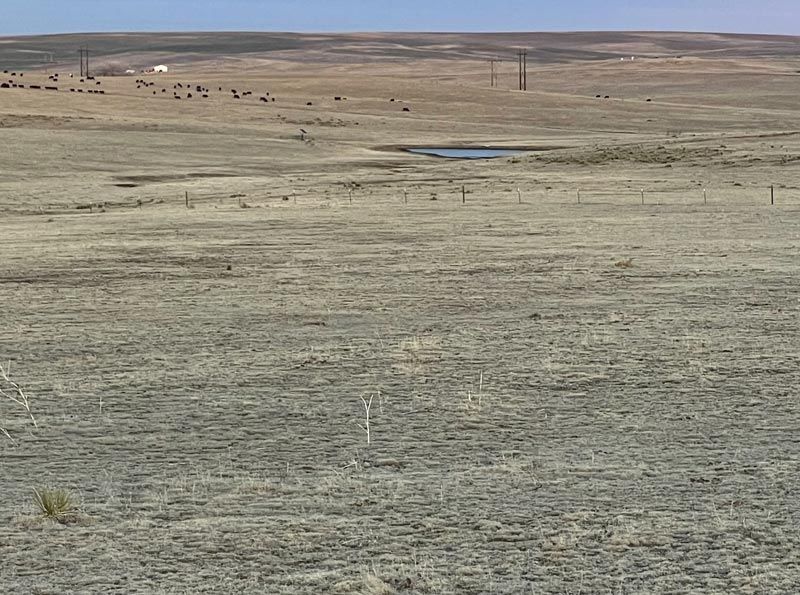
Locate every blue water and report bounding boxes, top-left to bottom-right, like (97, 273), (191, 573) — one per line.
(407, 147), (523, 159)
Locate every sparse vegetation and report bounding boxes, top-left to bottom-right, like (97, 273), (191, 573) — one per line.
(32, 488), (78, 523)
(615, 257), (634, 268)
(2, 28), (800, 595)
(0, 361), (37, 441)
(356, 394), (374, 445)
(464, 371), (485, 411)
(535, 144), (725, 166)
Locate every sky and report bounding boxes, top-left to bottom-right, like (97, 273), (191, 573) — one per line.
(3, 0), (798, 36)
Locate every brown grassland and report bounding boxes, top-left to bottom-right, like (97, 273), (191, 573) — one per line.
(1, 32), (800, 593)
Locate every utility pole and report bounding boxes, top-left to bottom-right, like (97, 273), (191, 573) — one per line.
(520, 50), (528, 91)
(78, 47), (90, 78)
(489, 59), (500, 87)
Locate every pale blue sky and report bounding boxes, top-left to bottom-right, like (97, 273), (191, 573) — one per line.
(3, 0), (798, 35)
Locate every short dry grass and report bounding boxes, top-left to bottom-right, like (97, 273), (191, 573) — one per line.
(2, 32), (800, 593)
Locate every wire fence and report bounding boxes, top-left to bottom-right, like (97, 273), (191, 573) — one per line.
(7, 180), (800, 216)
(167, 182), (798, 209)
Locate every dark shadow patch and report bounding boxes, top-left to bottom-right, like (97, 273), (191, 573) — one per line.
(114, 172), (241, 185)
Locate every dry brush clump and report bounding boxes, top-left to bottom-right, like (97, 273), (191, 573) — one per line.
(32, 487), (79, 524)
(534, 144), (724, 166)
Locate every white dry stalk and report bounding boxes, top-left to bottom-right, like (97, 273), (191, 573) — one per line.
(0, 426), (16, 445)
(0, 361), (37, 429)
(342, 458), (361, 472)
(357, 395), (374, 445)
(467, 372), (484, 409)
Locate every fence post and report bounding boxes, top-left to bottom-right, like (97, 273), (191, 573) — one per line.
(703, 188), (707, 205)
(462, 185), (466, 204)
(517, 187), (522, 204)
(404, 188), (408, 205)
(185, 191), (189, 208)
(577, 189), (581, 204)
(771, 185), (774, 205)
(641, 189), (645, 205)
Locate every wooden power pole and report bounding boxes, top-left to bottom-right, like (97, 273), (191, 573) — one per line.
(78, 47), (90, 77)
(489, 59), (502, 87)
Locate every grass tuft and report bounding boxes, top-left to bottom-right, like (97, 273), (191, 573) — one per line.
(32, 488), (78, 523)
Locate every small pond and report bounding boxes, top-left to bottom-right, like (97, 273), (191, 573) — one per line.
(406, 147), (524, 159)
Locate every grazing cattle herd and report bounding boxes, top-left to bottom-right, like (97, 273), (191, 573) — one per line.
(0, 69), (106, 94)
(0, 68), (423, 113)
(0, 68), (656, 110)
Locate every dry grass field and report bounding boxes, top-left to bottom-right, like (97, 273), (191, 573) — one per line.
(1, 32), (800, 593)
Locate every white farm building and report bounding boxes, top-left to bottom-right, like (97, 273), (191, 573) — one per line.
(152, 65), (169, 73)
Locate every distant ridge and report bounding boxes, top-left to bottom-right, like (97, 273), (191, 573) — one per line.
(0, 31), (797, 70)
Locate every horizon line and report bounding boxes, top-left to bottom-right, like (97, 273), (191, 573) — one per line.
(0, 28), (797, 38)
